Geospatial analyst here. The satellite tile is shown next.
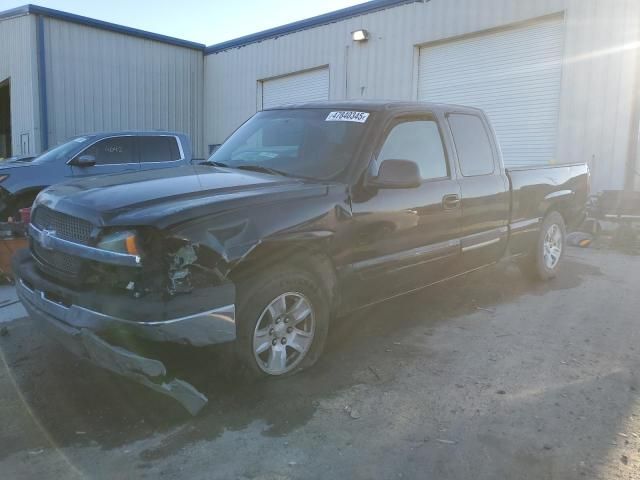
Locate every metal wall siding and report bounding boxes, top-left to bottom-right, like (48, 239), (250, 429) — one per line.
(0, 15), (40, 155)
(204, 0), (640, 192)
(43, 18), (204, 157)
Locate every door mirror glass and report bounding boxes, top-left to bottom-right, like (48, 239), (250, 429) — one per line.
(69, 154), (96, 167)
(369, 159), (421, 189)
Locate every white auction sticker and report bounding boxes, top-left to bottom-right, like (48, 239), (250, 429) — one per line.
(325, 111), (370, 123)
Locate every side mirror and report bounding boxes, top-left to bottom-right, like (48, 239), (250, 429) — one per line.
(68, 154), (96, 167)
(368, 159), (421, 189)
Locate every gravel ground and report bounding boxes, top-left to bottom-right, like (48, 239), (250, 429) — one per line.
(0, 246), (639, 480)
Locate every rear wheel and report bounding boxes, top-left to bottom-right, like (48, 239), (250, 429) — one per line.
(520, 211), (566, 281)
(235, 264), (329, 377)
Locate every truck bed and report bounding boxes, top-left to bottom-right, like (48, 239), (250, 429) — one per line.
(506, 162), (589, 256)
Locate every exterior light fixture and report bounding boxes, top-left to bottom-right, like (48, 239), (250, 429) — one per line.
(352, 29), (369, 42)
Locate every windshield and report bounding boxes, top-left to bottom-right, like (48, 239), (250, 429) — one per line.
(30, 136), (93, 164)
(208, 109), (371, 180)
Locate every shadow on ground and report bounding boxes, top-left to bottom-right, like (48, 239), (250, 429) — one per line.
(0, 255), (604, 464)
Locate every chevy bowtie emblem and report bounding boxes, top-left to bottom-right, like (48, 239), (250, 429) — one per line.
(41, 229), (57, 250)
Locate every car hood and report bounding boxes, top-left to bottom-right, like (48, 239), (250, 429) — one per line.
(35, 165), (333, 228)
(0, 162), (40, 172)
(0, 162), (46, 194)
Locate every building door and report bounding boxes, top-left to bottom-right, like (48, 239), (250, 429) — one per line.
(418, 17), (565, 168)
(0, 79), (10, 159)
(261, 67), (329, 110)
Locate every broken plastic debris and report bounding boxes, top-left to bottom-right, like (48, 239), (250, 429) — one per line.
(435, 439), (456, 445)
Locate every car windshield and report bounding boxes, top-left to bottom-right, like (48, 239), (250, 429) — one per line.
(30, 136), (93, 164)
(208, 109), (371, 180)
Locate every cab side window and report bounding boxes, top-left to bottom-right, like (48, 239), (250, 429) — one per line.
(82, 137), (137, 165)
(139, 136), (181, 163)
(447, 114), (495, 176)
(376, 120), (448, 180)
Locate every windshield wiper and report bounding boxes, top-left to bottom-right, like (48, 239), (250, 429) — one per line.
(199, 160), (229, 168)
(199, 161), (293, 178)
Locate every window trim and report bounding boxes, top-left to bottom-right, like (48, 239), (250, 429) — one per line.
(137, 135), (184, 164)
(67, 134), (185, 167)
(445, 112), (496, 178)
(370, 114), (451, 184)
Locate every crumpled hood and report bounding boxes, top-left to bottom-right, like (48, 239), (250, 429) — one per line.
(35, 165), (331, 228)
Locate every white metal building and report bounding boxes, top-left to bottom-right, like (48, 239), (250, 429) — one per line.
(0, 5), (205, 157)
(204, 0), (640, 193)
(2, 0), (640, 192)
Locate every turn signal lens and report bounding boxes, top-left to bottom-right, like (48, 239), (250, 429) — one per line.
(97, 230), (140, 255)
(125, 235), (139, 255)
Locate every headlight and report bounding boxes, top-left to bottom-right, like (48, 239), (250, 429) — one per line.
(97, 230), (140, 255)
(0, 175), (8, 183)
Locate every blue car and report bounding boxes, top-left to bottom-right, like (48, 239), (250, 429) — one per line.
(0, 131), (192, 220)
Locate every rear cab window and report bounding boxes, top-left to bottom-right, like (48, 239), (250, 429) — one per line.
(447, 113), (495, 176)
(138, 136), (182, 163)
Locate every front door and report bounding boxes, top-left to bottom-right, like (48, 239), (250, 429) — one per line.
(342, 115), (462, 309)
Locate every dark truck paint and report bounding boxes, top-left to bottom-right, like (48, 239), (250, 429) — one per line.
(0, 131), (192, 220)
(13, 102), (589, 414)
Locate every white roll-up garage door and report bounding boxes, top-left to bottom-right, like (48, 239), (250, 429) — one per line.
(418, 18), (564, 167)
(262, 68), (329, 110)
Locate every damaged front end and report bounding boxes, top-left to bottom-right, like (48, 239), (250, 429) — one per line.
(13, 223), (239, 415)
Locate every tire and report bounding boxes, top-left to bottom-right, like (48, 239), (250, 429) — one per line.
(520, 211), (566, 281)
(234, 263), (329, 377)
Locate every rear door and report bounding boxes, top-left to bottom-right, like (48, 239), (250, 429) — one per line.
(70, 136), (140, 177)
(345, 113), (462, 307)
(446, 112), (510, 271)
(138, 135), (184, 171)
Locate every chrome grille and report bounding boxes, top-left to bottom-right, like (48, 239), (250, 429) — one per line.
(32, 241), (83, 277)
(32, 206), (93, 245)
(30, 206), (94, 280)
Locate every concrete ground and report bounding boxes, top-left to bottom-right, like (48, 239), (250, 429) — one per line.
(0, 247), (639, 480)
(0, 283), (25, 324)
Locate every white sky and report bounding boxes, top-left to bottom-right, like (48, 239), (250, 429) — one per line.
(0, 0), (365, 45)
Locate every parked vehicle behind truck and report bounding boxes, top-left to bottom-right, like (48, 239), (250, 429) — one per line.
(13, 102), (589, 414)
(0, 131), (192, 220)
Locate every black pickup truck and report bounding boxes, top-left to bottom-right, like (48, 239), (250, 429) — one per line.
(13, 102), (589, 414)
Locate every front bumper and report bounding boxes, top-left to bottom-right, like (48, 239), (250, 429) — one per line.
(13, 248), (236, 347)
(12, 249), (237, 415)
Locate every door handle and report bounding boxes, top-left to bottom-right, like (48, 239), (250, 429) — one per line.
(442, 194), (460, 210)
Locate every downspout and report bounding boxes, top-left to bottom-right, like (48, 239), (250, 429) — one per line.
(35, 14), (49, 151)
(624, 23), (640, 191)
(344, 45), (350, 99)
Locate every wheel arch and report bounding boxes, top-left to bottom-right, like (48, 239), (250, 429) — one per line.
(229, 235), (339, 311)
(13, 186), (47, 204)
(541, 190), (575, 229)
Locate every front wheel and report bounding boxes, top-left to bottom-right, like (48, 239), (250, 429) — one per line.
(520, 211), (566, 281)
(235, 264), (329, 377)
